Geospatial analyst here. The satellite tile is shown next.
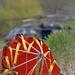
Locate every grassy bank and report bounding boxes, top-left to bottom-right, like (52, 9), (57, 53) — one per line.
(0, 39), (5, 49)
(0, 0), (44, 37)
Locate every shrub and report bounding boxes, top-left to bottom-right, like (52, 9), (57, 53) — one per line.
(44, 27), (75, 75)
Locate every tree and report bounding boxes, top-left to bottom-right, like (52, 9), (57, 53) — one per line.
(39, 0), (75, 14)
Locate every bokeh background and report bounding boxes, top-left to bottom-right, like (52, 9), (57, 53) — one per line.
(0, 0), (75, 75)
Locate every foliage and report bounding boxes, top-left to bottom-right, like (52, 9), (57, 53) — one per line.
(44, 27), (75, 75)
(67, 21), (75, 29)
(0, 0), (44, 37)
(0, 40), (5, 49)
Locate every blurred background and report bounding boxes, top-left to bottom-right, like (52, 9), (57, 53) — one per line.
(0, 0), (75, 74)
(0, 0), (75, 39)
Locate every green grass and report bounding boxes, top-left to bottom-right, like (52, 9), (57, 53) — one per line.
(0, 40), (5, 49)
(67, 21), (75, 29)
